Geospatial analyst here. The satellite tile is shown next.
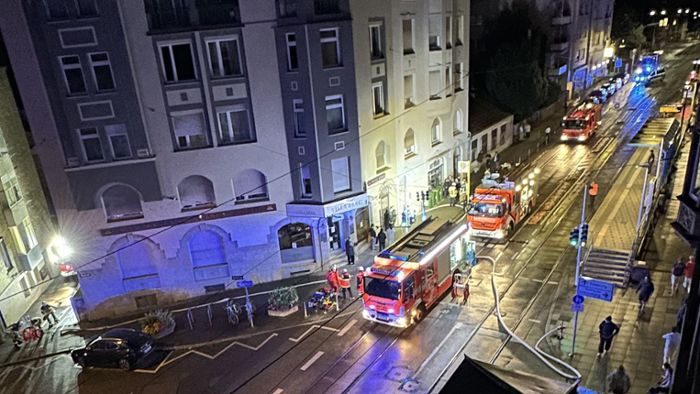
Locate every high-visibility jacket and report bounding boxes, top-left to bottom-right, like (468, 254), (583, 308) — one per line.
(338, 273), (351, 288)
(357, 272), (365, 293)
(589, 183), (599, 196)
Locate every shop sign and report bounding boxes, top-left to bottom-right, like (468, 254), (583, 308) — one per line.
(286, 203), (324, 218)
(324, 194), (368, 217)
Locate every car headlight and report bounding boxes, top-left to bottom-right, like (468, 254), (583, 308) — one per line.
(560, 135), (568, 141)
(362, 309), (372, 319)
(396, 317), (408, 327)
(369, 304), (375, 309)
(494, 229), (505, 239)
(388, 308), (395, 314)
(577, 135), (587, 142)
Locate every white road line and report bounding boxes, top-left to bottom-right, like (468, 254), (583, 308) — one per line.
(300, 351), (324, 371)
(528, 319), (541, 324)
(272, 389), (284, 394)
(337, 319), (357, 336)
(531, 278), (543, 283)
(415, 322), (463, 376)
(495, 252), (504, 262)
(547, 281), (559, 285)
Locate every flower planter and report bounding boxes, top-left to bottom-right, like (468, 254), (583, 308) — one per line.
(152, 322), (176, 339)
(268, 305), (298, 317)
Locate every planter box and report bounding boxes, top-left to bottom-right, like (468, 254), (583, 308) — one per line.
(152, 322), (176, 340)
(268, 305), (298, 317)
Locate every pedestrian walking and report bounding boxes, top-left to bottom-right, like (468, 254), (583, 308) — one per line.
(671, 258), (686, 295)
(443, 177), (452, 198)
(524, 121), (532, 139)
(369, 226), (377, 251)
(339, 269), (353, 300)
(357, 267), (365, 295)
(662, 327), (681, 365)
(598, 315), (620, 356)
(544, 126), (552, 145)
(683, 255), (695, 293)
(648, 363), (673, 393)
(607, 365), (631, 394)
(40, 302), (59, 327)
(386, 225), (395, 246)
(448, 183), (458, 206)
(326, 266), (339, 293)
(589, 182), (599, 208)
(637, 275), (655, 312)
(518, 123), (525, 141)
(345, 237), (355, 265)
(377, 228), (387, 251)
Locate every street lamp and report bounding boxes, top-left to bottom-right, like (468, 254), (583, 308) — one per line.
(661, 9), (667, 16)
(678, 8), (683, 15)
(48, 235), (72, 263)
(650, 10), (656, 16)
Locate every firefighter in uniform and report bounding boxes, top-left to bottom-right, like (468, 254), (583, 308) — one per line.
(339, 269), (353, 300)
(589, 182), (599, 209)
(357, 267), (365, 296)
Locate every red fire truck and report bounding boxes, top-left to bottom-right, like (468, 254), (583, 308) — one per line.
(467, 169), (539, 241)
(560, 102), (602, 142)
(361, 208), (471, 327)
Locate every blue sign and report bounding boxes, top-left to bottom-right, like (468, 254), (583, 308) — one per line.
(572, 295), (584, 304)
(615, 58), (623, 68)
(571, 302), (584, 313)
(236, 280), (254, 288)
(578, 277), (614, 302)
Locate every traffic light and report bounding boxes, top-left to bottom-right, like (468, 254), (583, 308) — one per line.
(569, 226), (580, 247)
(580, 223), (589, 246)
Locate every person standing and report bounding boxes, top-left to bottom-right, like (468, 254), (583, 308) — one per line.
(607, 365), (631, 394)
(524, 121), (532, 139)
(598, 315), (620, 356)
(671, 258), (686, 295)
(326, 266), (339, 293)
(648, 363), (673, 393)
(377, 228), (387, 251)
(637, 275), (655, 312)
(662, 327), (681, 365)
(589, 182), (599, 208)
(40, 302), (59, 327)
(386, 225), (395, 246)
(345, 237), (355, 265)
(369, 226), (377, 251)
(448, 183), (458, 206)
(339, 269), (352, 300)
(684, 255), (695, 293)
(544, 126), (552, 145)
(357, 267), (365, 296)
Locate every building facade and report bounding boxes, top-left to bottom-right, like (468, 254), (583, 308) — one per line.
(0, 69), (54, 325)
(351, 0), (470, 228)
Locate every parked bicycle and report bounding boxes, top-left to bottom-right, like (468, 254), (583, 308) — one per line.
(225, 300), (244, 326)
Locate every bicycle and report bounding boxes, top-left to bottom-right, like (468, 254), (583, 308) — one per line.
(225, 300), (244, 326)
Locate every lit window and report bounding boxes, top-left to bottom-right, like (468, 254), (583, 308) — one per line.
(59, 56), (87, 95)
(286, 33), (299, 71)
(78, 128), (104, 162)
(159, 42), (196, 82)
(331, 157), (350, 193)
(105, 124), (131, 159)
(320, 28), (341, 68)
(206, 37), (243, 77)
(217, 106), (254, 144)
(325, 95), (346, 133)
(88, 52), (115, 91)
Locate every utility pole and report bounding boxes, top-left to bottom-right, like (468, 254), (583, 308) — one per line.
(570, 184), (587, 357)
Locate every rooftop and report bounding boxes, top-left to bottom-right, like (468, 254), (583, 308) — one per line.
(469, 100), (513, 133)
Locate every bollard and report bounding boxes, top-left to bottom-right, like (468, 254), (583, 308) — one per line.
(187, 308), (194, 330)
(303, 302), (308, 318)
(207, 304), (213, 327)
(335, 292), (340, 312)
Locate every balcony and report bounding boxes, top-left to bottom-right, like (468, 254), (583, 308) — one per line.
(3, 201), (28, 227)
(145, 0), (241, 33)
(18, 245), (43, 272)
(551, 15), (572, 25)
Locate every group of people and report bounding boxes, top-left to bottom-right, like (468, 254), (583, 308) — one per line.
(326, 265), (365, 301)
(670, 255), (695, 295)
(367, 226), (391, 252)
(443, 177), (466, 207)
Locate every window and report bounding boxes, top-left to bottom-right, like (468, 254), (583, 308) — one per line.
(88, 52), (115, 91)
(285, 33), (299, 71)
(331, 157), (350, 193)
(17, 218), (38, 253)
(278, 223), (312, 250)
(403, 74), (415, 108)
(189, 230), (226, 268)
(233, 169), (269, 202)
(217, 106), (253, 144)
(456, 62), (465, 91)
(375, 141), (387, 171)
(456, 15), (464, 46)
(454, 110), (463, 135)
(369, 24), (383, 59)
(445, 65), (452, 93)
(159, 42), (196, 82)
(445, 16), (452, 48)
(78, 128), (104, 162)
(431, 118), (442, 145)
(320, 28), (341, 68)
(500, 124), (507, 145)
(491, 129), (498, 149)
(102, 184), (143, 221)
(429, 14), (441, 50)
(300, 164), (312, 197)
(372, 82), (385, 116)
(278, 0), (297, 17)
(293, 99), (306, 137)
(402, 19), (414, 55)
(429, 69), (441, 99)
(481, 134), (488, 152)
(3, 177), (22, 206)
(76, 0), (98, 17)
(105, 124), (131, 159)
(172, 111), (208, 149)
(471, 139), (478, 160)
(325, 95), (346, 133)
(207, 37), (243, 78)
(45, 0), (69, 19)
(404, 129), (416, 157)
(59, 56), (87, 95)
(178, 175), (216, 209)
(0, 238), (12, 271)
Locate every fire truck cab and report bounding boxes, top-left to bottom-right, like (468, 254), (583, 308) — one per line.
(467, 169), (539, 241)
(362, 211), (470, 328)
(560, 102), (601, 142)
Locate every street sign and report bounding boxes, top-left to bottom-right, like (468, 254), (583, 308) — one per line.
(578, 277), (614, 302)
(571, 302), (584, 312)
(236, 280), (254, 288)
(572, 294), (584, 304)
(458, 160), (470, 174)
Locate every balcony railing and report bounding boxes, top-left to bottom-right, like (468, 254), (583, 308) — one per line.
(145, 0), (241, 32)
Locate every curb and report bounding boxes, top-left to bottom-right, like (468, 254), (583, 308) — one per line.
(0, 349), (72, 368)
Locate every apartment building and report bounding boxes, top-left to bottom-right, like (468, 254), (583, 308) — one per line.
(351, 0), (470, 227)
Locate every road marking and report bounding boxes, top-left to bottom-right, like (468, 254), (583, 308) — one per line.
(300, 351), (324, 371)
(531, 278), (543, 283)
(547, 281), (559, 285)
(528, 319), (541, 324)
(272, 389), (284, 394)
(289, 324), (340, 342)
(337, 319), (357, 336)
(495, 252), (504, 262)
(414, 322), (463, 376)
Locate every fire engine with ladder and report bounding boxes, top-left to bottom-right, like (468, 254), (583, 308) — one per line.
(560, 101), (602, 142)
(361, 208), (475, 327)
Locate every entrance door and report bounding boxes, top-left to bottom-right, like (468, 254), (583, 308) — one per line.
(327, 217), (341, 251)
(355, 207), (369, 244)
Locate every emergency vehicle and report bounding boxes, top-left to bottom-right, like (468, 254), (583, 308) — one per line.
(361, 209), (471, 327)
(560, 101), (602, 142)
(634, 53), (663, 84)
(467, 169), (540, 241)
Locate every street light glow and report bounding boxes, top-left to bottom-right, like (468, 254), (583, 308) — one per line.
(661, 10), (667, 15)
(685, 9), (690, 14)
(677, 8), (682, 14)
(49, 235), (73, 263)
(650, 10), (656, 16)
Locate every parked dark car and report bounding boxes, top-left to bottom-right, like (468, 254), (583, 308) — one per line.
(71, 328), (154, 370)
(601, 82), (616, 96)
(589, 89), (607, 104)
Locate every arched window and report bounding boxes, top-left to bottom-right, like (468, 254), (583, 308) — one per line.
(101, 184), (143, 222)
(278, 223), (312, 250)
(111, 235), (161, 291)
(375, 141), (387, 171)
(178, 175), (216, 210)
(454, 110), (463, 135)
(189, 230), (226, 268)
(431, 118), (442, 145)
(404, 129), (416, 157)
(233, 169), (269, 202)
